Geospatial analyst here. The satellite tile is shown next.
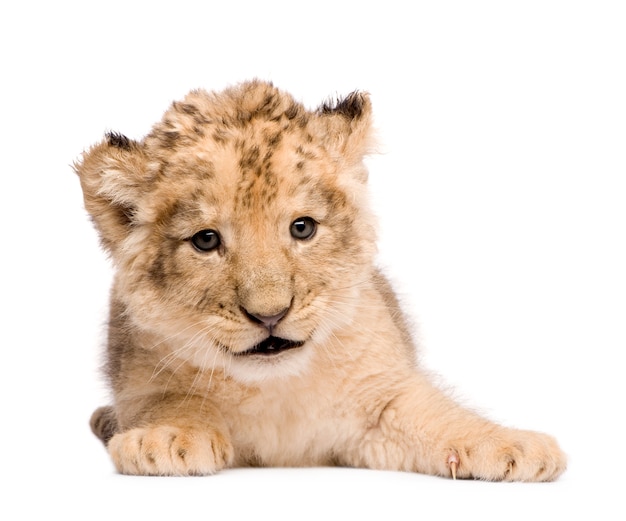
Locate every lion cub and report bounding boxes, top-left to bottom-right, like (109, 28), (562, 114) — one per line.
(76, 80), (566, 480)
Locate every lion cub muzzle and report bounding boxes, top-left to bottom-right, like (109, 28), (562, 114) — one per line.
(238, 304), (304, 356)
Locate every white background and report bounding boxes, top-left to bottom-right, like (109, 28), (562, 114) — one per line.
(1, 1), (624, 519)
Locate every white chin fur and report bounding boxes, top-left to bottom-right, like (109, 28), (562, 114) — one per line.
(224, 345), (314, 383)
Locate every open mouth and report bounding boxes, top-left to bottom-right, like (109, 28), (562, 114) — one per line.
(235, 336), (305, 356)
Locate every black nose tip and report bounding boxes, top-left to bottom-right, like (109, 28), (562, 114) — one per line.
(244, 308), (289, 330)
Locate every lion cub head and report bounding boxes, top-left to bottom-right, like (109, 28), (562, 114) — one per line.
(76, 80), (376, 381)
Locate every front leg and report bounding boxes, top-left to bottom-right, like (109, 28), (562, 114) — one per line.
(344, 375), (567, 481)
(104, 394), (234, 476)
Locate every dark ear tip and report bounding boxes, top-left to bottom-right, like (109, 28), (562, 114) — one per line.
(106, 131), (133, 151)
(319, 91), (370, 120)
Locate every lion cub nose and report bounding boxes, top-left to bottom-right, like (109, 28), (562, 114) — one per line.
(244, 307), (289, 331)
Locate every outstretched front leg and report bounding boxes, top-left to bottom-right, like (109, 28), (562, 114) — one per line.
(343, 373), (566, 481)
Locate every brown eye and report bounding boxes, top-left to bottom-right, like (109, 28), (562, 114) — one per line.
(290, 217), (317, 240)
(191, 229), (221, 252)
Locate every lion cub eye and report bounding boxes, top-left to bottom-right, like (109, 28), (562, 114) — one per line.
(290, 217), (317, 240)
(190, 229), (221, 252)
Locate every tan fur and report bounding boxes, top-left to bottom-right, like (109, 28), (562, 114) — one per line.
(75, 80), (566, 480)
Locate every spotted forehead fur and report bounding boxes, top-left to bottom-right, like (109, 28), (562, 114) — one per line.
(149, 82), (366, 157)
(136, 81), (371, 224)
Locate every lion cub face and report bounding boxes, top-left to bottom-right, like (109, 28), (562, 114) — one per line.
(76, 81), (376, 381)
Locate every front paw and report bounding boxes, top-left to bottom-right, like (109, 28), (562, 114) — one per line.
(445, 429), (566, 482)
(108, 426), (234, 476)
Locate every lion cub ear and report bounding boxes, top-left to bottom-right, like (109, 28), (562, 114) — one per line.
(316, 91), (374, 180)
(74, 132), (149, 256)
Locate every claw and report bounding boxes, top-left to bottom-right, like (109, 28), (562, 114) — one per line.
(447, 452), (459, 480)
(450, 460), (457, 480)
